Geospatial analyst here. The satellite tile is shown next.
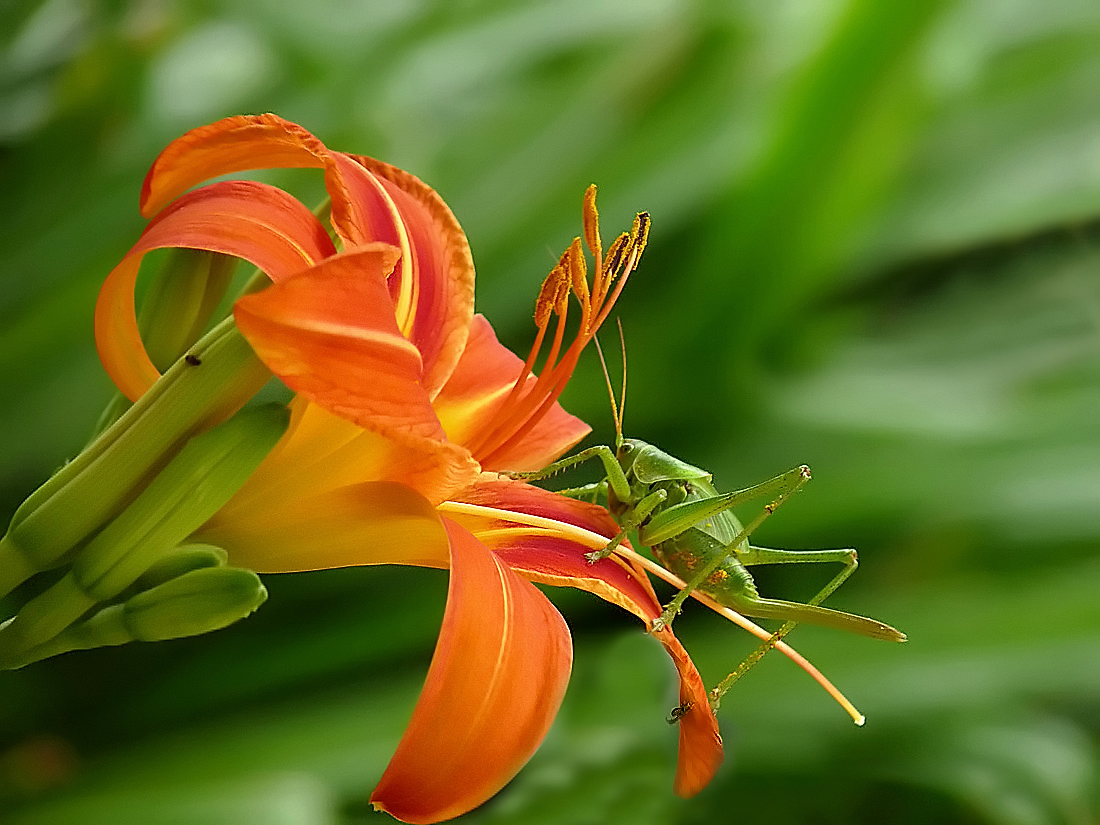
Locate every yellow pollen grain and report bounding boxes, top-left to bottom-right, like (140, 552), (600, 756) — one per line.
(582, 184), (601, 262)
(568, 237), (589, 306)
(602, 233), (629, 280)
(534, 266), (565, 326)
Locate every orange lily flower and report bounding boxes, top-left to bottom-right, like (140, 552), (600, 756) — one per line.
(93, 115), (722, 823)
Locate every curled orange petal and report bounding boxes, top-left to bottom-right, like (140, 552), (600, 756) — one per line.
(656, 629), (725, 798)
(138, 114), (476, 395)
(233, 246), (447, 442)
(351, 155), (476, 399)
(96, 180), (336, 400)
(141, 114), (330, 217)
(371, 520), (572, 824)
(140, 114), (376, 250)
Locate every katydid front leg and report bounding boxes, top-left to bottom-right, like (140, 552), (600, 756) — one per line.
(508, 446), (632, 502)
(554, 480), (606, 503)
(584, 487), (667, 563)
(508, 447), (637, 562)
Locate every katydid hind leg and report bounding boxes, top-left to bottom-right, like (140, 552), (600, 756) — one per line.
(727, 592), (905, 642)
(739, 544), (859, 613)
(710, 544), (902, 710)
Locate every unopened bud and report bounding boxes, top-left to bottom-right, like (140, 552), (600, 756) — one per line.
(141, 250), (236, 372)
(124, 566), (267, 642)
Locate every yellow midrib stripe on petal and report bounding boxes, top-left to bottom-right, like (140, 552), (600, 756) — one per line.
(282, 320), (423, 358)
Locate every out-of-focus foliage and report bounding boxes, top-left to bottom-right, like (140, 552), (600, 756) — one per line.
(2, 0), (1098, 823)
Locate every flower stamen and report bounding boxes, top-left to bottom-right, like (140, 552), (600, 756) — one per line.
(466, 188), (649, 468)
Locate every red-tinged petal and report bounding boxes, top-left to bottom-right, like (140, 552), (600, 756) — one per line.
(352, 155), (475, 398)
(96, 180), (336, 400)
(223, 397), (480, 513)
(653, 626), (725, 798)
(196, 480), (450, 573)
(371, 520), (572, 824)
(435, 315), (590, 471)
(233, 247), (448, 442)
(139, 114), (446, 271)
(443, 478), (723, 796)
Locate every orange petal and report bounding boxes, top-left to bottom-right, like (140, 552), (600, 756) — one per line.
(140, 114), (373, 249)
(371, 520), (572, 824)
(352, 155), (475, 398)
(434, 315), (590, 471)
(446, 479), (651, 613)
(196, 480), (450, 573)
(233, 247), (448, 442)
(222, 397), (480, 511)
(653, 626), (725, 798)
(141, 114), (329, 217)
(444, 478), (723, 796)
(96, 180), (336, 400)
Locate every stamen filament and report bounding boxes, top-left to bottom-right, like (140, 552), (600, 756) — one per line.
(468, 193), (645, 468)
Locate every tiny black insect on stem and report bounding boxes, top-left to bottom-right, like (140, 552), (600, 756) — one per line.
(667, 701), (693, 724)
(184, 354), (202, 366)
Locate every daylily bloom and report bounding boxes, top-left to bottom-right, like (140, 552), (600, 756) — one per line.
(93, 115), (722, 823)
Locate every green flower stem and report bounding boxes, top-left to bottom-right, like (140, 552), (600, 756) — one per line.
(141, 250), (236, 373)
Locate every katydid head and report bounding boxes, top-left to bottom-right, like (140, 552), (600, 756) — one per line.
(617, 438), (712, 486)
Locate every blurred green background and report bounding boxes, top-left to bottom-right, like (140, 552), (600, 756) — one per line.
(2, 0), (1099, 822)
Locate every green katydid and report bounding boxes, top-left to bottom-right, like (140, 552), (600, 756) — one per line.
(513, 331), (905, 715)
